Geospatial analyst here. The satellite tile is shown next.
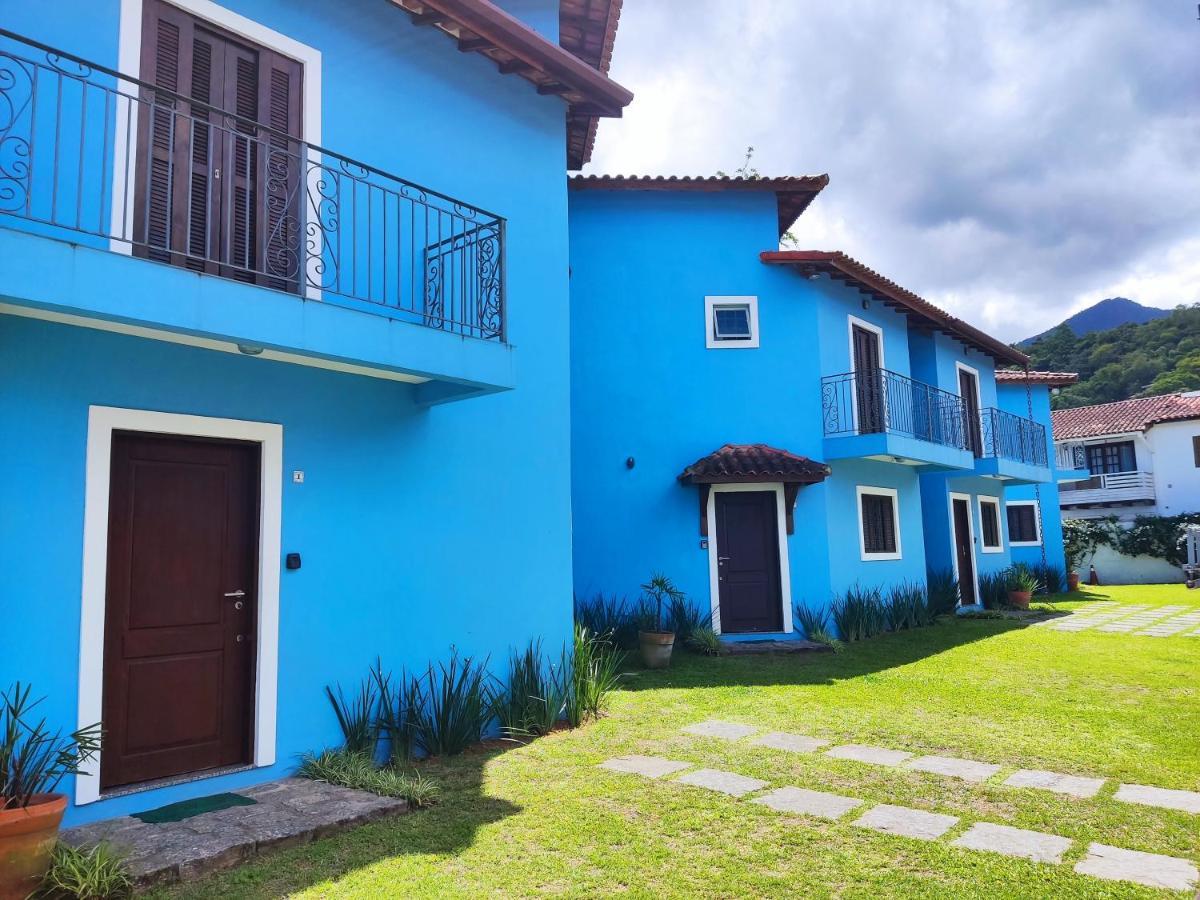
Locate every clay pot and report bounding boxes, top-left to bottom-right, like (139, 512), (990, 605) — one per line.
(638, 630), (676, 669)
(0, 793), (67, 900)
(1007, 590), (1031, 610)
(1067, 572), (1080, 592)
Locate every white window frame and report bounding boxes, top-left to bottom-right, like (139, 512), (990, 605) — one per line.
(1007, 499), (1043, 547)
(948, 491), (981, 606)
(977, 495), (1003, 553)
(114, 0), (324, 300)
(704, 483), (793, 635)
(846, 315), (886, 373)
(705, 296), (759, 349)
(75, 406), (283, 805)
(856, 485), (902, 561)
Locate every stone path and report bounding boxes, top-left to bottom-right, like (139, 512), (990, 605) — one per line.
(1003, 769), (1105, 799)
(1041, 603), (1200, 636)
(61, 777), (408, 887)
(598, 754), (1200, 893)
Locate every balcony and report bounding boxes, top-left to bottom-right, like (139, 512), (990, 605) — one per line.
(1053, 441), (1092, 482)
(1060, 471), (1156, 508)
(820, 368), (976, 470)
(972, 407), (1051, 483)
(0, 30), (511, 403)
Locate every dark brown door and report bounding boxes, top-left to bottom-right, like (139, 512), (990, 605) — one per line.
(951, 497), (976, 605)
(101, 432), (260, 790)
(958, 368), (982, 456)
(133, 0), (303, 290)
(852, 324), (885, 433)
(715, 491), (784, 633)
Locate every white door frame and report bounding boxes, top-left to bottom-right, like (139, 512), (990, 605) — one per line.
(947, 491), (981, 606)
(76, 405), (283, 805)
(847, 315), (885, 434)
(705, 483), (793, 636)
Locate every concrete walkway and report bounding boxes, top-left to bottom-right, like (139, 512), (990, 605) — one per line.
(61, 777), (408, 887)
(1039, 603), (1200, 636)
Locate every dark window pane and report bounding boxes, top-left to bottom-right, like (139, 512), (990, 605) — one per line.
(713, 306), (751, 340)
(981, 502), (999, 547)
(1086, 441), (1135, 475)
(1007, 505), (1038, 543)
(861, 494), (897, 554)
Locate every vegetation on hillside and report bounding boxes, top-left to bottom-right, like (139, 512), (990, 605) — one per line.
(1023, 303), (1200, 408)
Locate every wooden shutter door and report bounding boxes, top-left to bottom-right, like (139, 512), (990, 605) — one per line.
(258, 52), (303, 292)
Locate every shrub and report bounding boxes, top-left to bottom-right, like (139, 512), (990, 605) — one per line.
(566, 626), (625, 727)
(489, 640), (566, 740)
(886, 581), (933, 630)
(573, 594), (638, 648)
(37, 842), (133, 899)
(298, 748), (439, 808)
(2, 683), (102, 810)
(684, 625), (722, 656)
(1031, 562), (1064, 594)
(830, 585), (887, 642)
(414, 649), (490, 757)
(1062, 516), (1119, 571)
(669, 595), (710, 641)
(1119, 513), (1200, 565)
(977, 570), (1009, 610)
(926, 568), (960, 616)
(372, 662), (423, 766)
(1005, 563), (1040, 594)
(324, 677), (379, 757)
(793, 603), (842, 651)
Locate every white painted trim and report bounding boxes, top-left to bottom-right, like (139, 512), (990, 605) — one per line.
(704, 483), (793, 636)
(847, 315), (886, 372)
(855, 485), (902, 561)
(704, 296), (759, 349)
(948, 492), (981, 605)
(113, 0), (324, 300)
(1006, 499), (1043, 547)
(76, 406), (283, 805)
(977, 495), (1003, 553)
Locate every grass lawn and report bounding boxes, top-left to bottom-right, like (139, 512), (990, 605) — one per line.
(158, 584), (1200, 899)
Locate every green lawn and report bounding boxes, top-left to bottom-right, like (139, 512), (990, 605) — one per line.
(159, 584), (1200, 899)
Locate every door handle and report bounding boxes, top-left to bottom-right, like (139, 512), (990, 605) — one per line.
(223, 590), (246, 598)
(718, 556), (732, 563)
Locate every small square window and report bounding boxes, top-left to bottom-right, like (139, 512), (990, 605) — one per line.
(705, 296), (759, 349)
(1007, 502), (1041, 545)
(856, 486), (902, 560)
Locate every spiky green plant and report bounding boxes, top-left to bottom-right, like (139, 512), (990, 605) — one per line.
(830, 585), (887, 642)
(573, 594), (638, 648)
(1006, 563), (1040, 594)
(639, 572), (684, 634)
(668, 595), (708, 641)
(793, 603), (842, 651)
(36, 842), (133, 899)
(372, 661), (423, 766)
(977, 570), (1009, 610)
(324, 676), (379, 757)
(298, 748), (439, 808)
(1, 683), (102, 810)
(1031, 562), (1065, 595)
(565, 626), (625, 727)
(925, 568), (961, 616)
(887, 581), (933, 630)
(490, 640), (567, 740)
(414, 649), (489, 757)
(684, 625), (722, 656)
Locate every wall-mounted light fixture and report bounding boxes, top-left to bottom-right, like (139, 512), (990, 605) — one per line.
(237, 343), (265, 356)
(625, 456), (636, 469)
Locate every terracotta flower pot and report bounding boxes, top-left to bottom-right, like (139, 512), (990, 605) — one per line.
(1007, 590), (1031, 610)
(0, 793), (67, 900)
(638, 630), (675, 669)
(1067, 572), (1080, 592)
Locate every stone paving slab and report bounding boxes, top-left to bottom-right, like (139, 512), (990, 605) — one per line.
(825, 744), (913, 767)
(1114, 782), (1200, 814)
(674, 767), (768, 797)
(1002, 769), (1105, 798)
(751, 787), (863, 820)
(60, 777), (407, 886)
(904, 755), (1001, 783)
(951, 822), (1073, 864)
(682, 720), (759, 741)
(1074, 843), (1199, 892)
(599, 755), (692, 779)
(750, 732), (831, 754)
(853, 804), (959, 840)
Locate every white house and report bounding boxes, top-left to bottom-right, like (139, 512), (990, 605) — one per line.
(1053, 392), (1200, 522)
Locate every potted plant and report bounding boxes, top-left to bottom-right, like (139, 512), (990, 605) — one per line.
(637, 573), (683, 669)
(1, 683), (101, 900)
(1005, 564), (1039, 610)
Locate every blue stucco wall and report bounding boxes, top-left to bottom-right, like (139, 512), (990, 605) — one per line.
(999, 382), (1067, 574)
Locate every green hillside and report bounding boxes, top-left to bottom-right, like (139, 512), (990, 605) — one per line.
(1023, 304), (1200, 409)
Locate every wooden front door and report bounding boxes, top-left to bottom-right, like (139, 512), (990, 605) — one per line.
(851, 324), (885, 433)
(715, 491), (784, 634)
(958, 368), (982, 456)
(951, 497), (976, 605)
(101, 432), (260, 790)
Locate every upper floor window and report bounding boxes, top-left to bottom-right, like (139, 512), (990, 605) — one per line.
(705, 297), (759, 349)
(1086, 441), (1135, 475)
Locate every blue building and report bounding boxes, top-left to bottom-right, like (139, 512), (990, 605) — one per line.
(0, 0), (630, 825)
(567, 175), (1064, 635)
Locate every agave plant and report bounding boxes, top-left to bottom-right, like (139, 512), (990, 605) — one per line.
(830, 585), (887, 642)
(1, 683), (102, 810)
(372, 661), (424, 765)
(414, 648), (490, 757)
(925, 568), (960, 616)
(489, 640), (567, 740)
(565, 626), (625, 727)
(324, 676), (379, 757)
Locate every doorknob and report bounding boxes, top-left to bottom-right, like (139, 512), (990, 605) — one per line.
(223, 590), (246, 598)
(718, 556), (732, 563)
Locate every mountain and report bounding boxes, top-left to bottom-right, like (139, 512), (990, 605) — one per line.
(1020, 297), (1171, 346)
(1024, 304), (1200, 409)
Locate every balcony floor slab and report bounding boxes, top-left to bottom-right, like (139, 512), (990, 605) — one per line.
(823, 432), (975, 472)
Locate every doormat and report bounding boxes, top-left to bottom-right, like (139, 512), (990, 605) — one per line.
(132, 792), (256, 824)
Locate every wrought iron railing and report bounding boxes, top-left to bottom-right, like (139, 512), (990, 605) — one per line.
(1055, 442), (1087, 471)
(979, 407), (1048, 467)
(0, 29), (505, 341)
(820, 368), (968, 450)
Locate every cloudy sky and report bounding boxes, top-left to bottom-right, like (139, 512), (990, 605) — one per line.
(585, 1), (1200, 341)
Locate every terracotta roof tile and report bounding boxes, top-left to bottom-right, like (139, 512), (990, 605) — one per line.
(678, 444), (831, 484)
(560, 0), (623, 168)
(995, 370), (1079, 387)
(1052, 393), (1200, 440)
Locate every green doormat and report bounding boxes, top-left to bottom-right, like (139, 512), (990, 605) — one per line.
(132, 792), (256, 824)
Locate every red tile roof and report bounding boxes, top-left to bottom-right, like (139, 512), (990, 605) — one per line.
(760, 250), (1028, 366)
(1052, 393), (1200, 440)
(559, 0), (623, 168)
(995, 370), (1079, 387)
(569, 174), (831, 237)
(678, 444), (831, 484)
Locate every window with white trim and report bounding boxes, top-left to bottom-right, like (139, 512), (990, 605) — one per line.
(978, 496), (1002, 552)
(705, 296), (759, 348)
(1007, 501), (1041, 546)
(856, 486), (902, 560)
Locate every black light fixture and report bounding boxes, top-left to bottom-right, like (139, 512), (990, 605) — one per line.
(237, 343), (265, 356)
(625, 456), (636, 469)
(861, 298), (870, 310)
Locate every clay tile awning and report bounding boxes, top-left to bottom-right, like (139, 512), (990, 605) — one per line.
(678, 444), (831, 536)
